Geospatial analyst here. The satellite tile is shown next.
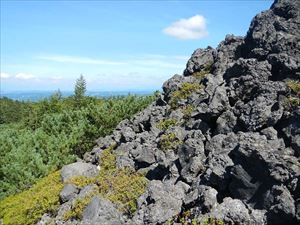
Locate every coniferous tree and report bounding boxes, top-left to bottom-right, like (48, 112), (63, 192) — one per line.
(74, 75), (86, 99)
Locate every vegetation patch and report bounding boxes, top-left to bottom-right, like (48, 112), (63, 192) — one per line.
(201, 217), (224, 225)
(192, 62), (213, 80)
(287, 80), (300, 96)
(170, 82), (203, 108)
(167, 211), (224, 225)
(0, 91), (154, 199)
(159, 133), (182, 151)
(156, 118), (178, 130)
(63, 190), (97, 220)
(0, 171), (63, 225)
(182, 104), (195, 119)
(64, 145), (148, 220)
(285, 80), (300, 111)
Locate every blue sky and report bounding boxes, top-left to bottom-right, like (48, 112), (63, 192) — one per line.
(1, 0), (273, 92)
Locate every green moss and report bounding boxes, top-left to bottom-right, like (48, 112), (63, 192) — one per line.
(65, 145), (148, 219)
(284, 80), (300, 111)
(159, 133), (182, 151)
(63, 190), (97, 220)
(0, 171), (63, 225)
(192, 62), (213, 80)
(156, 119), (177, 130)
(182, 104), (195, 119)
(287, 80), (300, 96)
(201, 218), (224, 225)
(66, 176), (96, 188)
(192, 71), (208, 80)
(170, 82), (203, 108)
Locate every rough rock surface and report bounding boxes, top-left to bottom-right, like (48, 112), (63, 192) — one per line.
(61, 162), (98, 182)
(39, 0), (300, 224)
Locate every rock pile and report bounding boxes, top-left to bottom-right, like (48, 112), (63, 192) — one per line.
(39, 0), (300, 224)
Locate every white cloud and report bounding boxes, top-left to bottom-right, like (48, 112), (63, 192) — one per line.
(163, 15), (208, 40)
(0, 72), (11, 79)
(39, 55), (126, 65)
(15, 73), (36, 80)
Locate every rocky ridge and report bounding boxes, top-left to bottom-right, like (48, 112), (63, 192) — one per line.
(39, 0), (300, 224)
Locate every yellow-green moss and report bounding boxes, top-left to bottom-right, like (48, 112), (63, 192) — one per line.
(284, 80), (300, 111)
(156, 119), (178, 130)
(192, 62), (213, 80)
(63, 191), (97, 220)
(168, 214), (224, 225)
(192, 71), (208, 80)
(170, 82), (203, 108)
(182, 104), (195, 119)
(201, 217), (224, 225)
(159, 133), (182, 151)
(287, 80), (300, 96)
(0, 171), (63, 225)
(65, 145), (148, 219)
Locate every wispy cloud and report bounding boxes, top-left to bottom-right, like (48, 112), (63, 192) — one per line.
(15, 73), (36, 80)
(39, 55), (127, 65)
(163, 15), (208, 40)
(0, 72), (11, 79)
(37, 54), (188, 70)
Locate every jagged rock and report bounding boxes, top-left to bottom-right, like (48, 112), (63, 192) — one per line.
(265, 185), (297, 225)
(61, 162), (99, 182)
(184, 47), (216, 76)
(80, 196), (125, 225)
(60, 184), (79, 203)
(215, 110), (238, 134)
(204, 197), (265, 225)
(184, 185), (218, 214)
(132, 180), (187, 224)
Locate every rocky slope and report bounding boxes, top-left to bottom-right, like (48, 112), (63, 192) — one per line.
(39, 0), (300, 224)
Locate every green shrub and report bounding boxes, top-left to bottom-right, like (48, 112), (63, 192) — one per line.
(170, 83), (203, 108)
(0, 95), (154, 200)
(192, 62), (213, 80)
(156, 119), (177, 130)
(287, 80), (300, 96)
(284, 80), (300, 111)
(182, 104), (195, 119)
(159, 133), (182, 151)
(0, 171), (63, 225)
(65, 145), (148, 220)
(201, 218), (224, 225)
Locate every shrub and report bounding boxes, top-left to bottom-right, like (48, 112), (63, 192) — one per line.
(201, 218), (224, 225)
(0, 171), (63, 225)
(182, 104), (195, 119)
(0, 94), (154, 200)
(192, 62), (213, 80)
(284, 80), (300, 111)
(159, 133), (182, 151)
(287, 80), (300, 96)
(63, 190), (97, 220)
(156, 119), (177, 130)
(167, 211), (224, 225)
(170, 83), (203, 108)
(64, 145), (148, 220)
